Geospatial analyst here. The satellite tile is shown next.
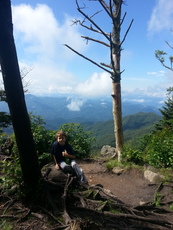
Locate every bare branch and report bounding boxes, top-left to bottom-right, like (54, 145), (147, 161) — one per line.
(90, 9), (103, 19)
(98, 0), (111, 18)
(110, 33), (116, 74)
(72, 19), (110, 36)
(81, 35), (110, 47)
(64, 44), (112, 74)
(120, 19), (134, 46)
(165, 40), (173, 49)
(100, 62), (112, 69)
(76, 0), (110, 42)
(109, 0), (116, 29)
(120, 12), (127, 26)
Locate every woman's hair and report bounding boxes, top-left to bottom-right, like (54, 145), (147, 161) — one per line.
(56, 130), (67, 139)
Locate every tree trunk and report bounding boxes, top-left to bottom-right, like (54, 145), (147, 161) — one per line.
(111, 0), (124, 159)
(112, 82), (123, 160)
(0, 0), (40, 188)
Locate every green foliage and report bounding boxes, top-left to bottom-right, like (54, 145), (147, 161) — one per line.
(83, 112), (161, 151)
(1, 155), (22, 194)
(122, 145), (144, 165)
(0, 220), (13, 230)
(155, 50), (173, 70)
(144, 128), (173, 168)
(155, 88), (173, 130)
(0, 112), (11, 128)
(38, 152), (52, 167)
(119, 88), (173, 168)
(58, 123), (95, 159)
(0, 132), (8, 145)
(155, 50), (167, 64)
(106, 159), (118, 170)
(30, 113), (56, 155)
(138, 89), (173, 168)
(153, 192), (163, 207)
(124, 127), (173, 168)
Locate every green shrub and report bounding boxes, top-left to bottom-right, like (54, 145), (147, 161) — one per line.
(30, 114), (56, 155)
(1, 155), (22, 194)
(144, 128), (173, 168)
(38, 152), (52, 167)
(106, 159), (118, 170)
(122, 146), (144, 165)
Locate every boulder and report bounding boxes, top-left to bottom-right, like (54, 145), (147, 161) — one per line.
(112, 166), (124, 175)
(41, 162), (67, 182)
(100, 145), (117, 158)
(144, 169), (165, 183)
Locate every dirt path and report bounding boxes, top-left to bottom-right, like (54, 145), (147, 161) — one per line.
(1, 159), (173, 229)
(79, 161), (159, 206)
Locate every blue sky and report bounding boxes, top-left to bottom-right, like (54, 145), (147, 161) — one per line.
(4, 0), (173, 103)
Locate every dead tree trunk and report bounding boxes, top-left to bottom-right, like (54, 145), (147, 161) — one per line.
(111, 0), (124, 160)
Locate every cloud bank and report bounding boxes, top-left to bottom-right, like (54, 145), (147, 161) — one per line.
(148, 0), (173, 35)
(6, 1), (173, 101)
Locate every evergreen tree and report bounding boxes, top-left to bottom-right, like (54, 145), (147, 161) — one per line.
(155, 87), (173, 130)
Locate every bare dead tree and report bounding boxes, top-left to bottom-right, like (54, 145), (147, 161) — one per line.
(65, 0), (133, 159)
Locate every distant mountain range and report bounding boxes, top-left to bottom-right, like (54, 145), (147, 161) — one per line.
(0, 94), (163, 130)
(0, 94), (163, 148)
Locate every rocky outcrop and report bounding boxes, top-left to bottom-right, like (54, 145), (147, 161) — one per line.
(143, 165), (165, 183)
(100, 145), (117, 158)
(41, 162), (68, 182)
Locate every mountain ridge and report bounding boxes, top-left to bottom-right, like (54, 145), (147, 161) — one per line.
(0, 94), (162, 130)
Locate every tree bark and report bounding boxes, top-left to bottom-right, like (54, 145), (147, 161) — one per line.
(0, 0), (40, 188)
(111, 0), (124, 158)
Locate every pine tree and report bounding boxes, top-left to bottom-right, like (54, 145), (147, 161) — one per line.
(155, 87), (173, 130)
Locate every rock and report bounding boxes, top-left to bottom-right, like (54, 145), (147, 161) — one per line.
(112, 166), (124, 175)
(100, 145), (117, 158)
(144, 169), (165, 183)
(41, 162), (67, 182)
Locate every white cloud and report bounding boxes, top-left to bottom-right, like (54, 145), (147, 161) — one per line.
(11, 3), (93, 96)
(148, 0), (173, 35)
(8, 2), (173, 101)
(122, 85), (167, 99)
(75, 72), (112, 97)
(20, 62), (76, 95)
(66, 98), (84, 111)
(147, 70), (165, 77)
(123, 98), (145, 103)
(12, 4), (86, 61)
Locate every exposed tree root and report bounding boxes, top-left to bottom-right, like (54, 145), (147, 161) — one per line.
(0, 166), (173, 229)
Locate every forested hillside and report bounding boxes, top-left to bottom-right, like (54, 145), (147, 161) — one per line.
(83, 112), (161, 150)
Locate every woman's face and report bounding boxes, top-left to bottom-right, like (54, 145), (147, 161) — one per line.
(57, 134), (66, 145)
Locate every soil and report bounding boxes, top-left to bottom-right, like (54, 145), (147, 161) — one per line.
(79, 160), (157, 207)
(1, 159), (173, 229)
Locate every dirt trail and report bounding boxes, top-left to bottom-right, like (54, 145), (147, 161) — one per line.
(79, 161), (159, 206)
